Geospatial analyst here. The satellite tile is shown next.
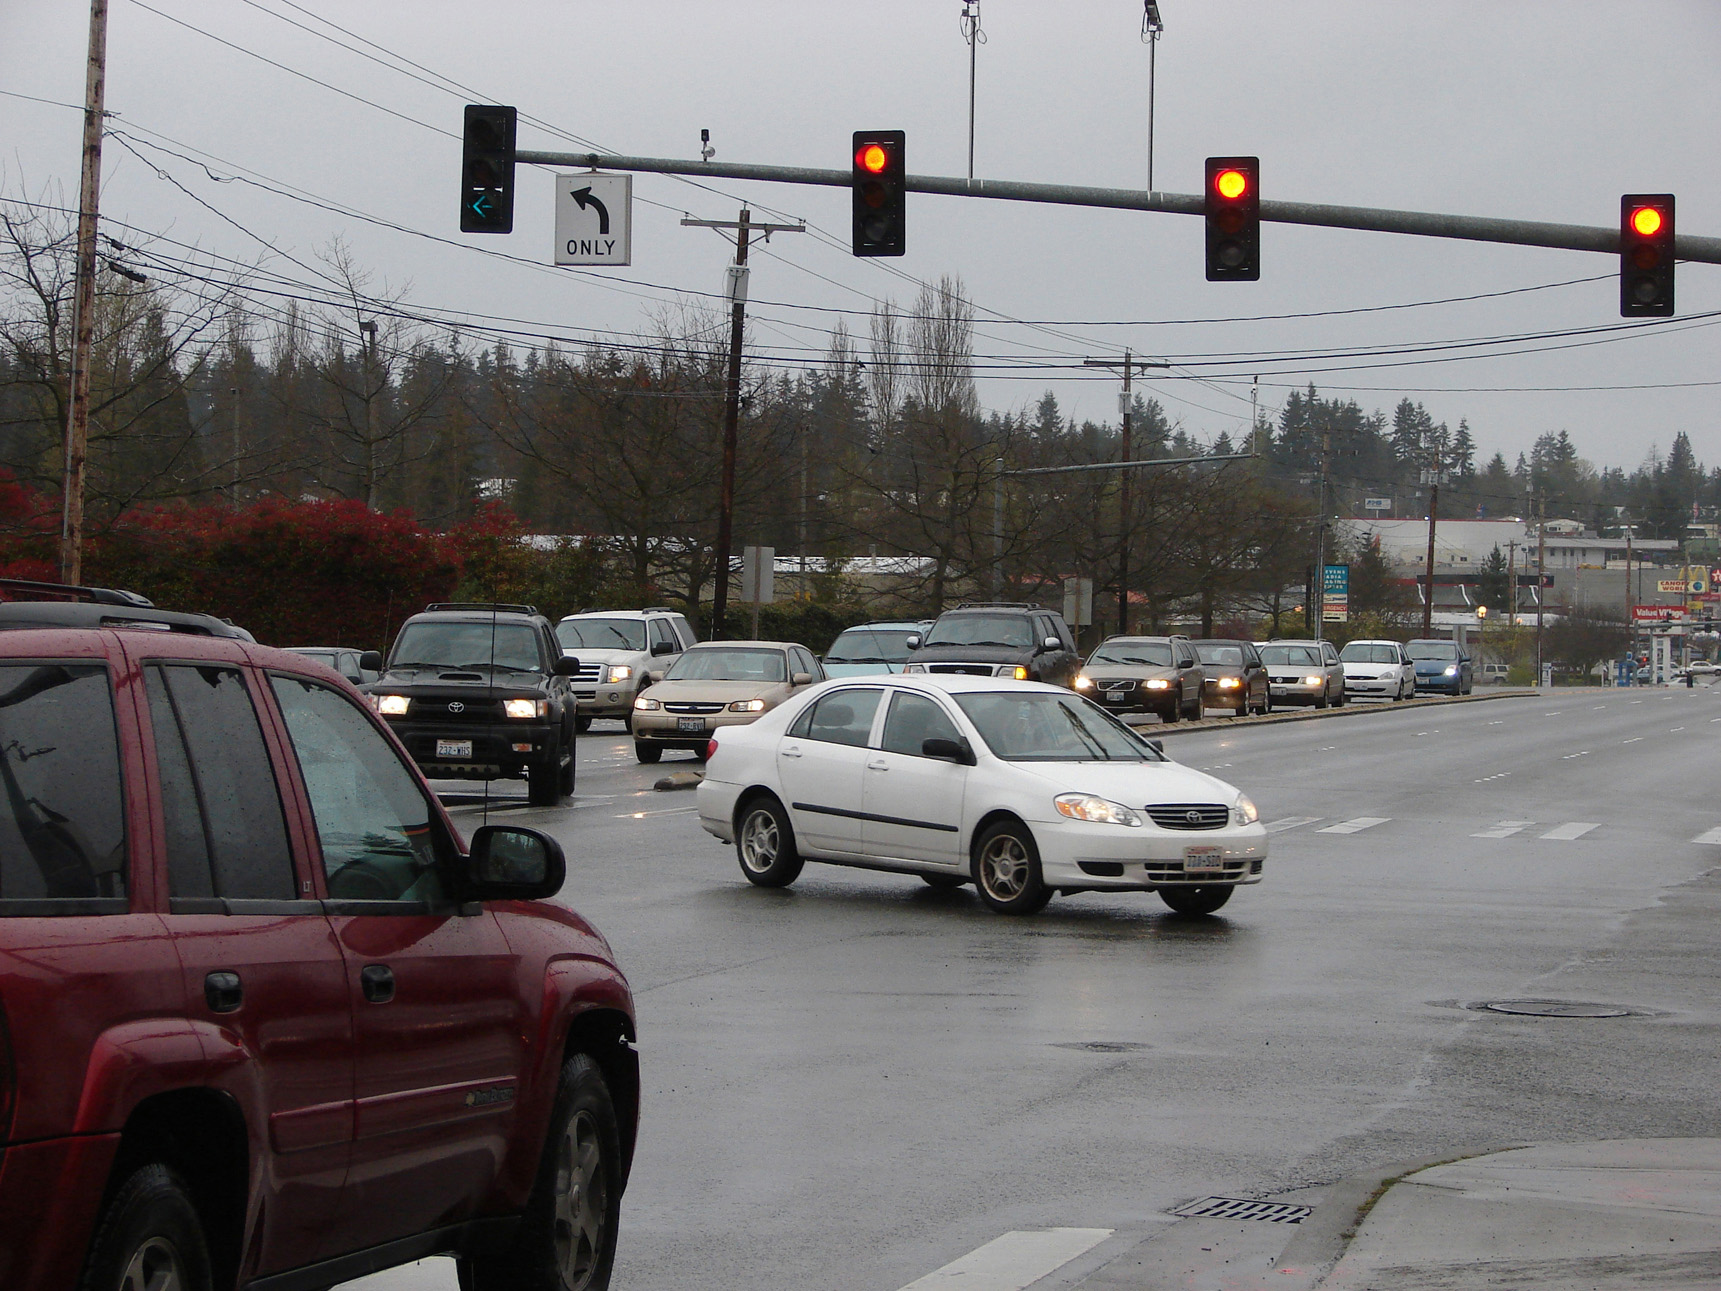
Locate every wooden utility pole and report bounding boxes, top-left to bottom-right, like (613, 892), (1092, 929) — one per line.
(681, 209), (804, 637)
(1084, 352), (1167, 635)
(60, 0), (109, 586)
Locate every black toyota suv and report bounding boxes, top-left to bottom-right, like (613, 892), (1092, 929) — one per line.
(368, 603), (580, 805)
(902, 602), (1083, 689)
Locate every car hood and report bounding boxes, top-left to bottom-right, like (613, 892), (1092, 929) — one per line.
(911, 643), (1037, 664)
(1083, 664), (1179, 681)
(822, 662), (905, 677)
(562, 646), (646, 666)
(1005, 758), (1245, 810)
(1412, 658), (1458, 674)
(1341, 661), (1398, 675)
(642, 679), (784, 703)
(373, 665), (548, 693)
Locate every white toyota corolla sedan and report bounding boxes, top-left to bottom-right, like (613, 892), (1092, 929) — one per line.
(696, 674), (1267, 915)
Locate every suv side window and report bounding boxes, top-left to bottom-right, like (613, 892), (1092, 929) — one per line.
(146, 664), (296, 902)
(650, 618), (674, 653)
(673, 616), (697, 649)
(0, 663), (127, 907)
(270, 675), (453, 904)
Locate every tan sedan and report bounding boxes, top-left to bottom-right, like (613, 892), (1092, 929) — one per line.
(631, 640), (824, 763)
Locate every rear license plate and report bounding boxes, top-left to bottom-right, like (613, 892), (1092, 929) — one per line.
(677, 716), (705, 733)
(1184, 845), (1224, 873)
(436, 739), (472, 759)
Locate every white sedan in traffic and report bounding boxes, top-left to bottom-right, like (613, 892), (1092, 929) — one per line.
(696, 674), (1267, 915)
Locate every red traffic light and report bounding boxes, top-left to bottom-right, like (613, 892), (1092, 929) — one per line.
(1204, 156), (1260, 281)
(856, 142), (890, 174)
(1630, 205), (1663, 238)
(852, 130), (906, 257)
(1620, 193), (1674, 317)
(1213, 168), (1249, 201)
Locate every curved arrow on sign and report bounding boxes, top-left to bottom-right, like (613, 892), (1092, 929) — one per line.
(571, 187), (610, 235)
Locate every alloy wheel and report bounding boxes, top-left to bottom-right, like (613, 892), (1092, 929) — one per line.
(551, 1109), (610, 1291)
(118, 1236), (186, 1291)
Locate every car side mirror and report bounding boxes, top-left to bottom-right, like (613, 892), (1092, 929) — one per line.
(1146, 738), (1165, 756)
(359, 650), (383, 673)
(553, 655), (581, 676)
(651, 639), (676, 656)
(905, 635), (921, 650)
(922, 736), (976, 766)
(465, 825), (565, 901)
(792, 672), (814, 687)
(1041, 636), (1062, 652)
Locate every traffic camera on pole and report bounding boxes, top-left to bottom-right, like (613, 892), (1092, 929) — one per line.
(852, 131), (906, 256)
(460, 105), (517, 234)
(1204, 157), (1260, 281)
(1620, 194), (1674, 316)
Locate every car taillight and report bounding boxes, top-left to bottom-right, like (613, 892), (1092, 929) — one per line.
(706, 737), (720, 761)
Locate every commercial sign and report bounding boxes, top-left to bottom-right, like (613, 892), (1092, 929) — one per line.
(1656, 579), (1686, 593)
(1322, 563), (1349, 622)
(1364, 497), (1391, 511)
(1632, 604), (1683, 624)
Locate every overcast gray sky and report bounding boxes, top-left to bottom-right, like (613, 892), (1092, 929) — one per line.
(4, 1), (1718, 476)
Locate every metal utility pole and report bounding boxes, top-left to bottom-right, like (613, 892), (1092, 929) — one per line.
(1084, 353), (1169, 635)
(229, 386), (240, 505)
(1535, 489), (1547, 685)
(1421, 478), (1440, 639)
(1142, 2), (1164, 192)
(1505, 539), (1519, 628)
(961, 2), (983, 181)
(1314, 433), (1331, 643)
(60, 0), (110, 586)
(681, 209), (804, 638)
(358, 319), (379, 509)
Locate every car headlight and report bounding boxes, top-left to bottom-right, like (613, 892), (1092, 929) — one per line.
(1143, 678), (1171, 690)
(1074, 674), (1094, 690)
(607, 664), (633, 683)
(634, 696), (661, 711)
(375, 694), (410, 716)
(1054, 793), (1143, 827)
(1010, 666), (1029, 681)
(728, 698), (767, 713)
(1443, 665), (1458, 676)
(1303, 675), (1324, 687)
(904, 663), (926, 674)
(1233, 794), (1259, 826)
(503, 698), (548, 719)
(1216, 676), (1241, 689)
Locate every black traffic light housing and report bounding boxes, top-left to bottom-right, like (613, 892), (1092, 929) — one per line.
(1205, 156), (1260, 281)
(461, 105), (517, 234)
(852, 131), (906, 257)
(1620, 194), (1674, 317)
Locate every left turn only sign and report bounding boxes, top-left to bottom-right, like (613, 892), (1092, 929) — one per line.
(555, 173), (632, 266)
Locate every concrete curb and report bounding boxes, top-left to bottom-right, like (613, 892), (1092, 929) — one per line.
(652, 771), (704, 791)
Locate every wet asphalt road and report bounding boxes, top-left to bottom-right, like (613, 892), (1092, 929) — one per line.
(342, 684), (1721, 1291)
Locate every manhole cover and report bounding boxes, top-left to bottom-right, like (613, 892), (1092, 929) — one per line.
(1174, 1197), (1311, 1224)
(1478, 999), (1632, 1018)
(1050, 1040), (1151, 1053)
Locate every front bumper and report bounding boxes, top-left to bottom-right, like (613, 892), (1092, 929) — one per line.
(1034, 816), (1268, 890)
(385, 718), (559, 779)
(1345, 676), (1399, 696)
(573, 686), (636, 719)
(634, 708), (766, 747)
(1414, 674), (1462, 693)
(1267, 679), (1325, 706)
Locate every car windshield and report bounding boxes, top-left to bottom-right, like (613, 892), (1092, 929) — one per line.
(1341, 643), (1401, 664)
(922, 613), (1036, 649)
(1260, 644), (1322, 667)
(1088, 641), (1174, 667)
(955, 692), (1162, 762)
(1194, 644), (1244, 667)
(289, 649), (341, 665)
(825, 628), (917, 664)
(557, 617), (648, 651)
(665, 647), (787, 682)
(1406, 642), (1459, 661)
(390, 622), (542, 672)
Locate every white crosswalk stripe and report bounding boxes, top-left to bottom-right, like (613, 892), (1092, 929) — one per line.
(1692, 827), (1721, 846)
(897, 1228), (1113, 1291)
(1265, 816), (1322, 833)
(1472, 820), (1536, 839)
(1539, 822), (1600, 841)
(1316, 817), (1390, 835)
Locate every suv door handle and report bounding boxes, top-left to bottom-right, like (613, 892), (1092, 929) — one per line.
(204, 971), (243, 1013)
(360, 964), (395, 1004)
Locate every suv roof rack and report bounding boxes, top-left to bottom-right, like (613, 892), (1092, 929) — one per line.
(952, 602), (1044, 611)
(639, 606), (678, 614)
(0, 577), (154, 608)
(422, 602), (540, 616)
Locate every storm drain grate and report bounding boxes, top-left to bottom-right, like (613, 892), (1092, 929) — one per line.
(1477, 999), (1633, 1018)
(1173, 1197), (1312, 1224)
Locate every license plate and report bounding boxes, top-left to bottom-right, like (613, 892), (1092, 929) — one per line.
(1184, 845), (1225, 873)
(436, 739), (472, 759)
(1106, 692), (1129, 703)
(677, 716), (706, 733)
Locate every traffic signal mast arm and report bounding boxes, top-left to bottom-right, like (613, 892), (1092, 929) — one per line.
(515, 148), (1721, 264)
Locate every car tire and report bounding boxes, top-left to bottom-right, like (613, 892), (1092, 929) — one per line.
(527, 756), (563, 806)
(1314, 690), (1329, 710)
(971, 820), (1052, 915)
(1162, 703), (1180, 724)
(634, 742), (662, 764)
(463, 1054), (622, 1291)
(574, 714), (593, 734)
(1159, 885), (1233, 916)
(79, 1163), (213, 1291)
(559, 744), (577, 795)
(1261, 689), (1273, 715)
(735, 795), (804, 887)
(920, 873), (966, 891)
(1183, 693), (1202, 721)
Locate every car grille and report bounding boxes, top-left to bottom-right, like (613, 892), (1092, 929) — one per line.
(1092, 678), (1135, 693)
(422, 698), (505, 721)
(571, 661), (603, 682)
(664, 701), (726, 714)
(1146, 858), (1250, 882)
(1145, 803), (1230, 830)
(928, 663), (1002, 677)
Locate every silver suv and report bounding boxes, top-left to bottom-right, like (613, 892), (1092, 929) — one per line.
(556, 607), (698, 730)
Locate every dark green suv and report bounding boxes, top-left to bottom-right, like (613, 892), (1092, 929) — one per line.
(368, 603), (580, 805)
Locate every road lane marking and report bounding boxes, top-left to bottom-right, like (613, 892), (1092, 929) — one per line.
(1472, 820), (1536, 839)
(897, 1228), (1113, 1291)
(1628, 700), (1643, 705)
(1486, 720), (1504, 725)
(1561, 750), (1591, 759)
(1693, 828), (1721, 846)
(1670, 727), (1686, 732)
(1540, 822), (1600, 841)
(1592, 705), (1608, 710)
(1474, 771), (1512, 783)
(1265, 816), (1321, 833)
(1623, 737), (1644, 744)
(1316, 817), (1389, 835)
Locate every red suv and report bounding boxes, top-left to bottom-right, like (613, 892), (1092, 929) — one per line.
(0, 584), (637, 1291)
